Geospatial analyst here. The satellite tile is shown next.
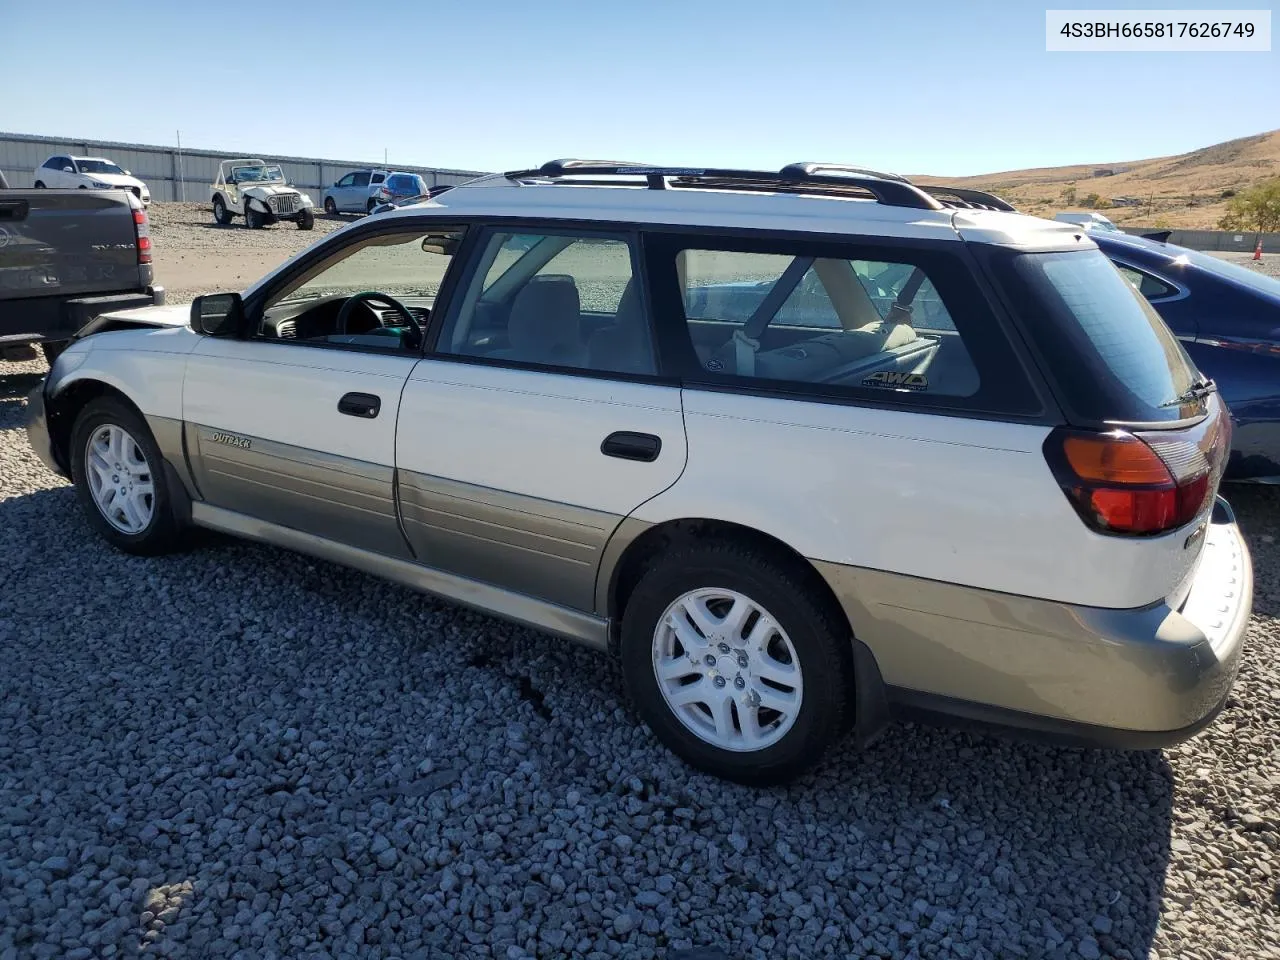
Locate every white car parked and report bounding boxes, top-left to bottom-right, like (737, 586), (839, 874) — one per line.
(25, 159), (1251, 784)
(210, 159), (315, 231)
(33, 154), (151, 205)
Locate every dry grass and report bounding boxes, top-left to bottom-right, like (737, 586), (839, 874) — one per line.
(912, 128), (1280, 229)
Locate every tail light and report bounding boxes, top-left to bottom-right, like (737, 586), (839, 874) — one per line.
(133, 206), (152, 265)
(1044, 399), (1230, 536)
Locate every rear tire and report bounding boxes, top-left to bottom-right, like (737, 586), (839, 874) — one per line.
(213, 195), (232, 225)
(69, 398), (185, 556)
(323, 196), (336, 215)
(366, 198), (378, 214)
(619, 540), (854, 785)
(297, 208), (315, 230)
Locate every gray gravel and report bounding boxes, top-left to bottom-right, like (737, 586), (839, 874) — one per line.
(3, 247), (1280, 959)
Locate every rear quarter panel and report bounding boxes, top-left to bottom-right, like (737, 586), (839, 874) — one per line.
(636, 389), (1210, 609)
(1170, 267), (1280, 480)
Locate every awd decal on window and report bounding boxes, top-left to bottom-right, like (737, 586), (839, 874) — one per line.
(862, 371), (929, 391)
(209, 431), (252, 450)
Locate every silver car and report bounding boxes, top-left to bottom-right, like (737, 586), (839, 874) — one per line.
(26, 160), (1251, 785)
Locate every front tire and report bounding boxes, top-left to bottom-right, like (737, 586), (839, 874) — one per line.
(323, 196), (336, 215)
(619, 541), (854, 785)
(297, 208), (315, 230)
(245, 203), (264, 229)
(69, 398), (185, 555)
(33, 180), (45, 189)
(213, 195), (232, 225)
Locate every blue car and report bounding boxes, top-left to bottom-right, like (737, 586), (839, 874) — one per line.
(1086, 230), (1280, 483)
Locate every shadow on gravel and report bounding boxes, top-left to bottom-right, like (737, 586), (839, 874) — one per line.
(0, 370), (43, 401)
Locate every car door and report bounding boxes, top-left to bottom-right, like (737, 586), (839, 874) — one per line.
(347, 171), (371, 211)
(397, 225), (687, 613)
(47, 157), (71, 188)
(182, 219), (462, 558)
(331, 172), (356, 209)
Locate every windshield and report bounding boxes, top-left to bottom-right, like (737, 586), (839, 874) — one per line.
(992, 248), (1201, 424)
(231, 164), (284, 183)
(76, 159), (124, 175)
(1176, 247), (1280, 298)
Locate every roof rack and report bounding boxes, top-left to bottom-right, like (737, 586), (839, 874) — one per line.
(502, 160), (945, 211)
(912, 184), (1018, 212)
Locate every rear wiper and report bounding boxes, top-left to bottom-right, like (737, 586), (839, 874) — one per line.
(1160, 377), (1217, 407)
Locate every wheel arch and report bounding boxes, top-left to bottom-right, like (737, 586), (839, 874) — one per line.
(599, 515), (890, 745)
(47, 375), (194, 526)
(46, 377), (144, 471)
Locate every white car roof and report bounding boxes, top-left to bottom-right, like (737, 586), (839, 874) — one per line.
(378, 174), (1091, 251)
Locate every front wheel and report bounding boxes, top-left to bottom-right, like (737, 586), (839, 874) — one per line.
(245, 203), (264, 229)
(619, 541), (854, 785)
(323, 196), (336, 215)
(297, 209), (315, 230)
(69, 398), (185, 555)
(33, 180), (45, 189)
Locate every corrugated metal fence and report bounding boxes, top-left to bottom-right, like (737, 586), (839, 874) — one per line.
(1120, 226), (1280, 253)
(0, 131), (488, 205)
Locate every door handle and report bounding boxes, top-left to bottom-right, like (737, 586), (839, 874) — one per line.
(601, 431), (661, 462)
(338, 392), (381, 418)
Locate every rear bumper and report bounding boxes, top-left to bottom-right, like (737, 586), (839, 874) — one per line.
(819, 497), (1252, 748)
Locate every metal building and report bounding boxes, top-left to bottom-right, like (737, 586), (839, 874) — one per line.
(0, 131), (488, 204)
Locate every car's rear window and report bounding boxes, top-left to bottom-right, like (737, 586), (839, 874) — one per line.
(994, 249), (1200, 423)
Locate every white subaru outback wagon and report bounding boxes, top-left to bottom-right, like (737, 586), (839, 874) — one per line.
(26, 160), (1252, 785)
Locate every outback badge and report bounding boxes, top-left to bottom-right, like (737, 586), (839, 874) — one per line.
(209, 431), (251, 450)
(863, 371), (928, 391)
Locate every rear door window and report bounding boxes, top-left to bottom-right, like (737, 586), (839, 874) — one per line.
(1114, 263), (1178, 301)
(353, 172), (371, 187)
(648, 233), (1042, 415)
(992, 248), (1200, 424)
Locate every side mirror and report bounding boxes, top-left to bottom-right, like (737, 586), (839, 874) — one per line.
(62, 166), (74, 173)
(124, 169), (132, 175)
(190, 292), (244, 337)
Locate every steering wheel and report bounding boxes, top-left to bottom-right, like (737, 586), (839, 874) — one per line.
(334, 291), (423, 344)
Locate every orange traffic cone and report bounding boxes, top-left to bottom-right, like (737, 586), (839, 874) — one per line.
(1255, 238), (1264, 261)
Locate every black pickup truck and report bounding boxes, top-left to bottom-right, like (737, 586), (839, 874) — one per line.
(0, 186), (164, 363)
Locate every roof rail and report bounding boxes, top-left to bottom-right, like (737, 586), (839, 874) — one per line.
(502, 160), (944, 211)
(779, 162), (911, 184)
(910, 183), (1018, 212)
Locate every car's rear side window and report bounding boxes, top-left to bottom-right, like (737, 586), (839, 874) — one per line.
(991, 248), (1199, 424)
(665, 244), (1003, 407)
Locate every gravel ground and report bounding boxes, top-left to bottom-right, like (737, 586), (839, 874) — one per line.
(147, 202), (354, 303)
(3, 226), (1280, 958)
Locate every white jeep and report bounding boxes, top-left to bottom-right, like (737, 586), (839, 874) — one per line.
(210, 159), (315, 231)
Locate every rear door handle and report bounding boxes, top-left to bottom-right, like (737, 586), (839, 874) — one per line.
(601, 431), (661, 462)
(338, 392), (381, 418)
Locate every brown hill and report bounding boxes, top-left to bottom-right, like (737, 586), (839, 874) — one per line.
(911, 129), (1280, 229)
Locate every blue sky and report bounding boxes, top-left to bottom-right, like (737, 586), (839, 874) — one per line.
(3, 0), (1276, 176)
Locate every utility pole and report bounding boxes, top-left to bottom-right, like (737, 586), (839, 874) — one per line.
(176, 130), (186, 202)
